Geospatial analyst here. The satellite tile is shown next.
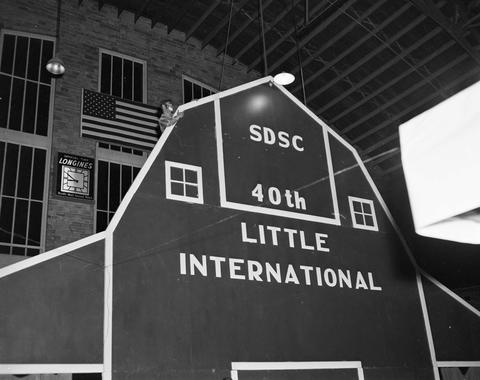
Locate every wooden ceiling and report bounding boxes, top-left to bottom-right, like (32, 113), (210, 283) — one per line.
(91, 0), (480, 174)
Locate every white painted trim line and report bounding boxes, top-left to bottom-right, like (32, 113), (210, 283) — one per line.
(231, 361), (363, 370)
(103, 233), (113, 380)
(437, 361), (480, 367)
(0, 364), (103, 374)
(215, 98), (228, 206)
(0, 232), (106, 279)
(417, 274), (440, 380)
(178, 77), (273, 113)
(221, 200), (341, 224)
(421, 270), (480, 318)
(323, 125), (341, 224)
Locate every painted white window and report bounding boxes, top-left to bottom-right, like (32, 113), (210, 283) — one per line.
(165, 161), (203, 204)
(0, 30), (55, 256)
(348, 196), (378, 231)
(182, 75), (216, 103)
(98, 48), (147, 103)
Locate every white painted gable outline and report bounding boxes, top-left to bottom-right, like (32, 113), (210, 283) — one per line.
(1, 77), (479, 380)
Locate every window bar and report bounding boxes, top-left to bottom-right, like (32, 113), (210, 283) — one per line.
(6, 35), (18, 131)
(34, 40), (44, 135)
(106, 161), (111, 222)
(25, 144), (35, 253)
(130, 59), (134, 102)
(109, 55), (113, 96)
(118, 162), (123, 211)
(0, 142), (6, 196)
(120, 57), (124, 99)
(9, 145), (21, 253)
(19, 38), (30, 133)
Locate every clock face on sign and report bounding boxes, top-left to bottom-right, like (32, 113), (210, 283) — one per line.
(61, 165), (90, 195)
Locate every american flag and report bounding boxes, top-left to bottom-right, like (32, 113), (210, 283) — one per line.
(81, 89), (159, 150)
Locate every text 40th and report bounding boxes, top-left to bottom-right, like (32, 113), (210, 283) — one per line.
(251, 184), (306, 210)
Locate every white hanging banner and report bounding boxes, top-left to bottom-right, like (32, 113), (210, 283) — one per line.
(400, 80), (480, 244)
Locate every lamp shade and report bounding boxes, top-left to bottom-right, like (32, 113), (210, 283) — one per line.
(46, 56), (65, 75)
(400, 80), (480, 244)
(273, 72), (295, 85)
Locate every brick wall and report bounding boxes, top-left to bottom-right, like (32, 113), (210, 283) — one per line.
(1, 0), (259, 251)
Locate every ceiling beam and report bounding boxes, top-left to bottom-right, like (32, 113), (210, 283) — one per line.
(294, 3), (411, 94)
(380, 162), (402, 176)
(360, 64), (479, 155)
(268, 0), (357, 74)
(361, 147), (400, 167)
(185, 0), (223, 42)
(216, 0), (275, 57)
(246, 0), (329, 71)
(166, 0), (196, 34)
(290, 0), (385, 93)
(363, 134), (399, 155)
(201, 0), (250, 49)
(233, 0), (301, 61)
(134, 0), (153, 23)
(307, 10), (427, 105)
(330, 40), (455, 124)
(316, 27), (443, 115)
(344, 54), (467, 138)
(409, 0), (480, 67)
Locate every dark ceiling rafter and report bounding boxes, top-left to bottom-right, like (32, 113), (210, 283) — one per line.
(201, 0), (250, 50)
(246, 0), (330, 72)
(233, 0), (302, 61)
(410, 0), (480, 67)
(344, 53), (468, 139)
(216, 0), (275, 57)
(366, 148), (400, 167)
(315, 27), (443, 116)
(162, 0), (196, 33)
(134, 0), (152, 23)
(306, 9), (428, 105)
(268, 0), (358, 74)
(185, 0), (223, 42)
(292, 3), (412, 94)
(359, 64), (480, 158)
(89, 0), (480, 172)
(330, 39), (456, 124)
(289, 0), (386, 86)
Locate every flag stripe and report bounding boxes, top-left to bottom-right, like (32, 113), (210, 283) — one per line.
(82, 115), (157, 134)
(82, 121), (158, 141)
(116, 100), (158, 114)
(82, 127), (156, 146)
(116, 113), (158, 127)
(81, 131), (155, 150)
(115, 106), (158, 121)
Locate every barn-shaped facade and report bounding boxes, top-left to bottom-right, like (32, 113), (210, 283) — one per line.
(0, 77), (479, 380)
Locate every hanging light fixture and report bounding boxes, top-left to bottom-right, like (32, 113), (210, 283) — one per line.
(273, 72), (295, 85)
(46, 0), (65, 76)
(46, 56), (65, 75)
